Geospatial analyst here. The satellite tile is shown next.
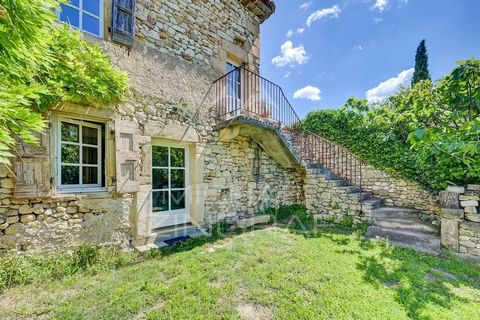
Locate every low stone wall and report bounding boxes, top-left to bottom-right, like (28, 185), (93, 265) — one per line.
(304, 169), (368, 224)
(440, 185), (480, 257)
(360, 164), (440, 219)
(0, 167), (132, 253)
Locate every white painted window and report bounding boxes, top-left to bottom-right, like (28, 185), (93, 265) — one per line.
(56, 117), (105, 192)
(58, 0), (104, 38)
(151, 143), (190, 229)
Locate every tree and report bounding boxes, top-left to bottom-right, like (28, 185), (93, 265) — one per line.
(0, 0), (127, 164)
(411, 39), (431, 86)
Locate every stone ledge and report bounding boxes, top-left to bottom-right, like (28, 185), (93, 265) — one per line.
(236, 215), (270, 228)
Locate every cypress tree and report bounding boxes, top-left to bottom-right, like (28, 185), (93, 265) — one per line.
(411, 39), (431, 86)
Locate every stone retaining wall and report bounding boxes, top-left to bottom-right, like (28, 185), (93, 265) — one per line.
(304, 169), (368, 224)
(359, 164), (440, 220)
(440, 185), (480, 257)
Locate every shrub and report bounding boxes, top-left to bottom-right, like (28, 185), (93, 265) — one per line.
(265, 205), (314, 228)
(303, 59), (480, 193)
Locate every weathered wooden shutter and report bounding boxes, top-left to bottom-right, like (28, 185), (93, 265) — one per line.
(112, 0), (136, 47)
(115, 119), (141, 193)
(14, 132), (52, 198)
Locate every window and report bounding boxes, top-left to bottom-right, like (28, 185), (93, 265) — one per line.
(152, 146), (187, 213)
(56, 117), (105, 192)
(59, 0), (103, 37)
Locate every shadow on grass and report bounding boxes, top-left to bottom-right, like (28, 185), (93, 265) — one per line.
(278, 220), (480, 320)
(356, 242), (480, 319)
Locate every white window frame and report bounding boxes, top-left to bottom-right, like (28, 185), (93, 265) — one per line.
(58, 0), (104, 38)
(56, 116), (105, 193)
(151, 141), (191, 229)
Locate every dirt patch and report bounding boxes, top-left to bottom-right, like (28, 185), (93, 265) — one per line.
(236, 303), (274, 320)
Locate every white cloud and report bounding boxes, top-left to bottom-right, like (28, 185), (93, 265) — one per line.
(354, 45), (363, 51)
(365, 68), (414, 103)
(283, 71), (292, 79)
(297, 27), (305, 34)
(299, 1), (312, 10)
(306, 5), (341, 27)
(271, 41), (309, 67)
(293, 86), (322, 101)
(371, 0), (389, 11)
(373, 17), (383, 23)
(286, 30), (293, 38)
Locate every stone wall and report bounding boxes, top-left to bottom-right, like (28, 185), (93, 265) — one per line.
(203, 135), (304, 225)
(0, 166), (132, 253)
(304, 169), (368, 224)
(359, 164), (440, 219)
(440, 185), (480, 257)
(129, 0), (265, 73)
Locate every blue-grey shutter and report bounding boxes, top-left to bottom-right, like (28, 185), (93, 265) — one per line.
(112, 0), (136, 47)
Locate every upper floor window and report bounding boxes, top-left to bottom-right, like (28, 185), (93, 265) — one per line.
(59, 0), (103, 37)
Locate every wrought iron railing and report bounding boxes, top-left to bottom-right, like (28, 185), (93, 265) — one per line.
(213, 66), (364, 188)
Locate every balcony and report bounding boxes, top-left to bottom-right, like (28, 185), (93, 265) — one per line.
(213, 67), (364, 188)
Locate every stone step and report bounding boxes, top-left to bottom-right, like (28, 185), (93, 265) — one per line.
(367, 226), (440, 254)
(334, 185), (362, 194)
(371, 206), (423, 218)
(151, 224), (206, 247)
(348, 191), (373, 201)
(361, 198), (384, 209)
(371, 209), (438, 234)
(324, 179), (348, 187)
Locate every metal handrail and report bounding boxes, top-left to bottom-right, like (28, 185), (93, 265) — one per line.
(213, 66), (364, 188)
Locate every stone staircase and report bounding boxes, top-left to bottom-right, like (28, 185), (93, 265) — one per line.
(307, 165), (440, 253)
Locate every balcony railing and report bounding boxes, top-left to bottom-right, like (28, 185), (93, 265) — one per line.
(213, 66), (364, 188)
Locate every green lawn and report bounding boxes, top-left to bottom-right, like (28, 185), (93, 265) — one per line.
(1, 226), (479, 320)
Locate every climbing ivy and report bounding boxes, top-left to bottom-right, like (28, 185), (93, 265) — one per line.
(304, 59), (480, 193)
(0, 0), (127, 164)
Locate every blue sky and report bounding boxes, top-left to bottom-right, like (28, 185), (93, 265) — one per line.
(260, 0), (480, 117)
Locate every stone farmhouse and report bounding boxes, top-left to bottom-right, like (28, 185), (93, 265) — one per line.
(1, 0), (478, 257)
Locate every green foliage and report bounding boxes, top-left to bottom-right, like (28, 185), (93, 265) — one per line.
(265, 204), (313, 228)
(304, 59), (480, 192)
(0, 0), (127, 164)
(339, 215), (354, 229)
(0, 245), (136, 291)
(412, 39), (431, 85)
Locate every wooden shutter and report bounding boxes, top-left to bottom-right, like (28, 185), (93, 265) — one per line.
(115, 119), (141, 193)
(112, 0), (136, 47)
(14, 132), (52, 199)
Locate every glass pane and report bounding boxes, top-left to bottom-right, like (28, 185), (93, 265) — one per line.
(170, 148), (185, 167)
(83, 166), (98, 184)
(83, 0), (100, 16)
(83, 146), (98, 164)
(171, 169), (185, 188)
(83, 14), (100, 36)
(171, 190), (185, 210)
(153, 191), (169, 212)
(69, 0), (80, 6)
(61, 144), (80, 163)
(82, 126), (98, 145)
(152, 146), (168, 167)
(61, 122), (79, 142)
(61, 166), (79, 185)
(152, 169), (168, 190)
(60, 5), (80, 28)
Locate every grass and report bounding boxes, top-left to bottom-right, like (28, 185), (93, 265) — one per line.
(0, 225), (479, 320)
